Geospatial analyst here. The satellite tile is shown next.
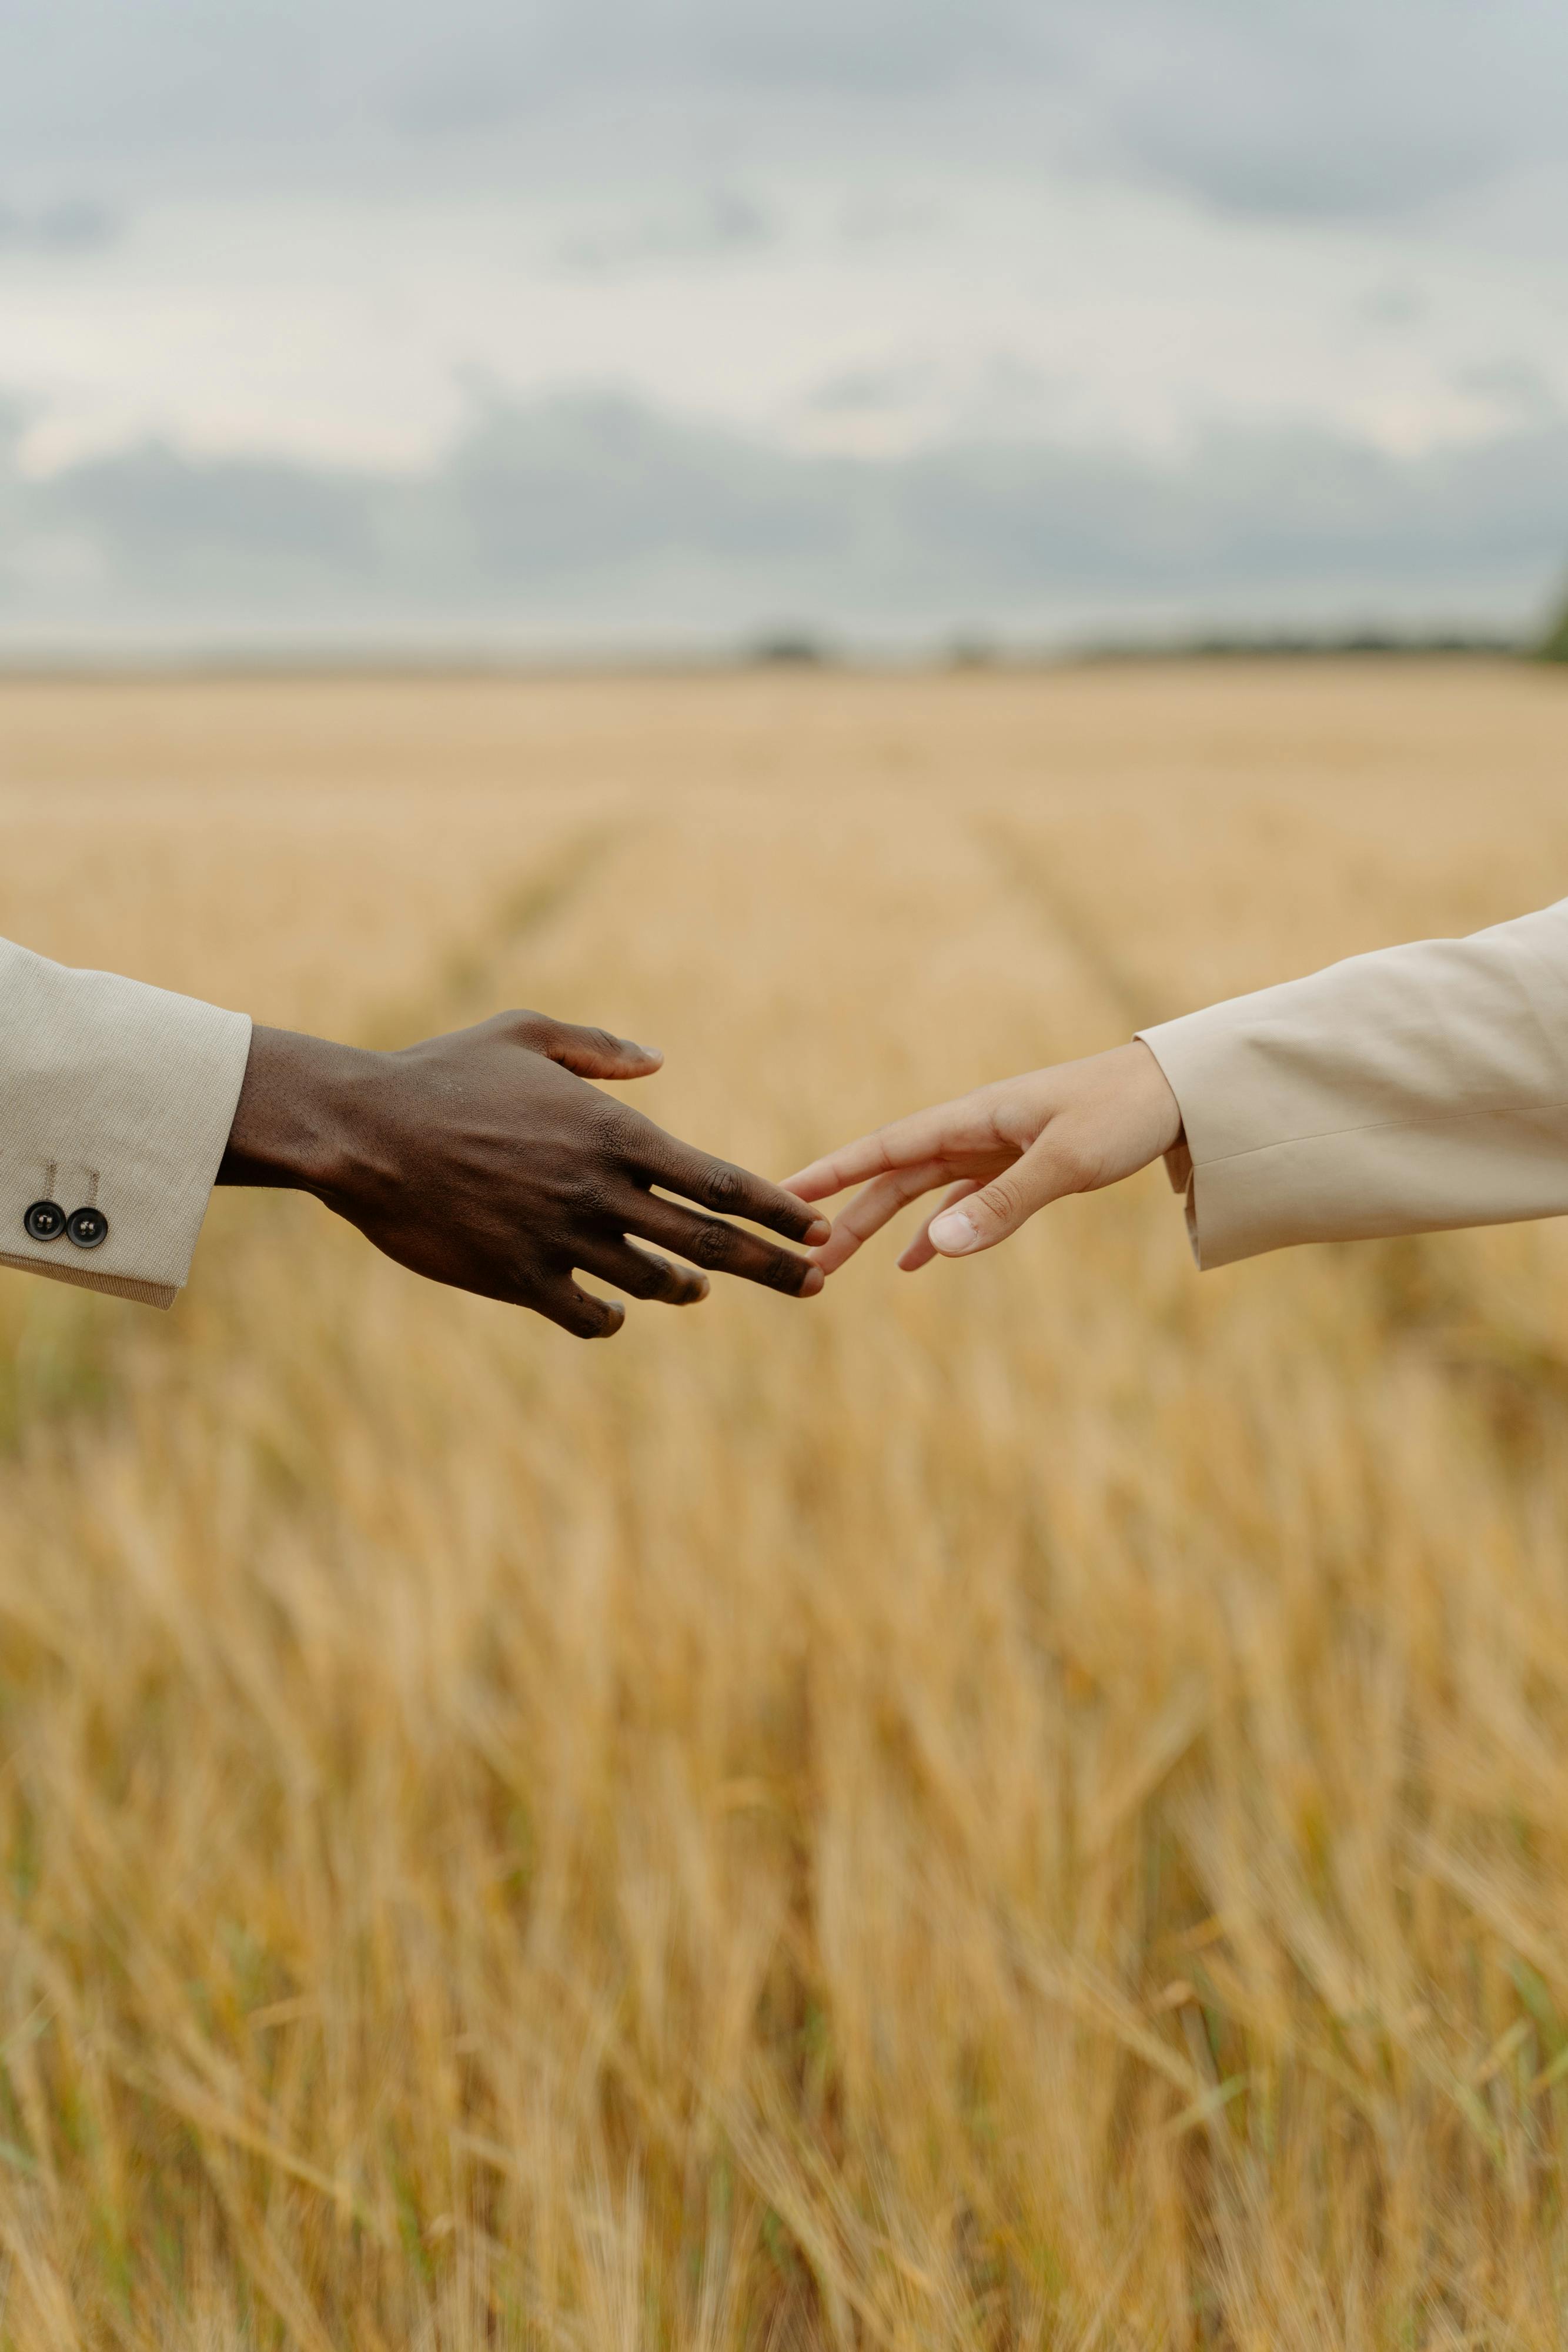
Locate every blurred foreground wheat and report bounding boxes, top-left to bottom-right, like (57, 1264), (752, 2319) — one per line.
(2, 664), (1568, 2346)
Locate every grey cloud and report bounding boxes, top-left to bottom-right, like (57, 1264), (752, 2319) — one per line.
(1457, 362), (1564, 429)
(556, 188), (774, 275)
(4, 0), (1566, 223)
(40, 442), (381, 590)
(3, 391), (1566, 650)
(387, 0), (1037, 129)
(1353, 283), (1427, 332)
(0, 198), (120, 252)
(1039, 0), (1568, 221)
(0, 0), (1034, 168)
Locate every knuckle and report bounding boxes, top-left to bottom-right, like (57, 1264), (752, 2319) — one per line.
(764, 1250), (805, 1293)
(982, 1175), (1024, 1226)
(591, 1099), (640, 1158)
(563, 1173), (614, 1224)
(703, 1164), (747, 1212)
(690, 1221), (737, 1269)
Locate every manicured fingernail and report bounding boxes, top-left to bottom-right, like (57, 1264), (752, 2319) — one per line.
(929, 1209), (979, 1254)
(801, 1265), (825, 1297)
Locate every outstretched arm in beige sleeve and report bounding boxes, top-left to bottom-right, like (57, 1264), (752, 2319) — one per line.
(1138, 894), (1568, 1267)
(788, 895), (1568, 1275)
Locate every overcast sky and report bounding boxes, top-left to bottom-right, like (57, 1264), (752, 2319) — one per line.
(4, 0), (1568, 650)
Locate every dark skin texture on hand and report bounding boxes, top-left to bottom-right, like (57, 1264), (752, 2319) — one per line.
(217, 1010), (829, 1338)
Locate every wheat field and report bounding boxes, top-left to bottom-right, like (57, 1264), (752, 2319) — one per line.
(2, 661), (1568, 2347)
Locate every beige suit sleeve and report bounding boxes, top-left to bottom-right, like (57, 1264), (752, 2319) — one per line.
(0, 938), (252, 1309)
(1136, 896), (1568, 1269)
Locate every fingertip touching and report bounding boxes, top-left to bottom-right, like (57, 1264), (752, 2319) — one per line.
(654, 1141), (834, 1247)
(777, 1172), (840, 1232)
(736, 1173), (829, 1248)
(806, 1221), (861, 1278)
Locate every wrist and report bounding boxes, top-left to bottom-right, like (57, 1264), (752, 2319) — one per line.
(218, 1025), (386, 1199)
(1129, 1038), (1184, 1155)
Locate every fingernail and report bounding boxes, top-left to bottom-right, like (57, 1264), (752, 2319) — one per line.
(801, 1265), (825, 1297)
(806, 1217), (831, 1244)
(929, 1209), (979, 1254)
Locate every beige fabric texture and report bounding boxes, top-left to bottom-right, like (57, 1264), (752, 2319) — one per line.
(0, 937), (253, 1309)
(1138, 895), (1568, 1269)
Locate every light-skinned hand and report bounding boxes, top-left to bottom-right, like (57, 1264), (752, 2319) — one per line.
(785, 1041), (1182, 1275)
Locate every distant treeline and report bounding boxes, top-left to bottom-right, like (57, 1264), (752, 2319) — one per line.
(1541, 593), (1568, 662)
(748, 620), (1559, 669)
(7, 613), (1568, 679)
(1073, 628), (1525, 664)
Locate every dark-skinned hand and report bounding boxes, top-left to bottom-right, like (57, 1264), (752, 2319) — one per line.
(218, 1009), (828, 1337)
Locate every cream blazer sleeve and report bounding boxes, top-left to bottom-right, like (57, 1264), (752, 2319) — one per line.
(1136, 896), (1568, 1269)
(0, 937), (252, 1309)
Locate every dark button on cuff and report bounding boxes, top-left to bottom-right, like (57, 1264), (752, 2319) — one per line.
(66, 1207), (109, 1252)
(24, 1200), (66, 1244)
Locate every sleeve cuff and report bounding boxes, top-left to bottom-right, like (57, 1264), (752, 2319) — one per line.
(0, 940), (253, 1307)
(1137, 1019), (1232, 1268)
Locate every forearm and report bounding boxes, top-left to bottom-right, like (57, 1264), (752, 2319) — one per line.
(1139, 896), (1568, 1267)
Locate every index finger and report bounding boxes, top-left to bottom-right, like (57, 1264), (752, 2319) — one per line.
(637, 1131), (831, 1247)
(785, 1097), (991, 1202)
(810, 1158), (948, 1274)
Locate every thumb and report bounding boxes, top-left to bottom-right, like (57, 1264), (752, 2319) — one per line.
(520, 1013), (663, 1082)
(927, 1130), (1079, 1257)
